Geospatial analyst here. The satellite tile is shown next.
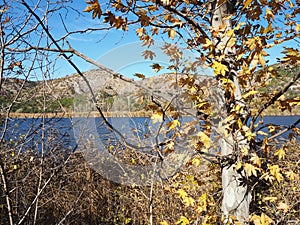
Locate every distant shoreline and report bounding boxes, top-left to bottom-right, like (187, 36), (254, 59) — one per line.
(2, 110), (300, 119)
(2, 111), (153, 118)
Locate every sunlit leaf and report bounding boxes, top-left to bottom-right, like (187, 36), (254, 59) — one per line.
(197, 131), (211, 149)
(176, 215), (190, 225)
(136, 27), (145, 36)
(167, 119), (181, 130)
(125, 218), (132, 224)
(196, 193), (207, 214)
(244, 163), (260, 177)
(83, 0), (102, 19)
(151, 112), (163, 124)
(191, 157), (201, 167)
(268, 125), (276, 133)
(285, 170), (298, 181)
(177, 189), (188, 199)
(263, 23), (273, 34)
(250, 213), (273, 225)
(183, 196), (195, 207)
(250, 153), (261, 167)
(242, 0), (252, 10)
(263, 196), (277, 202)
(160, 220), (169, 225)
(167, 28), (176, 40)
(274, 148), (285, 160)
(277, 202), (289, 213)
(268, 164), (283, 183)
(265, 8), (274, 21)
(212, 61), (228, 76)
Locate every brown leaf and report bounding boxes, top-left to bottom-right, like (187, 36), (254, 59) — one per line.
(151, 63), (164, 72)
(83, 0), (102, 19)
(133, 73), (146, 79)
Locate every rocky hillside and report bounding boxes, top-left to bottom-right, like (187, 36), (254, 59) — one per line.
(0, 63), (299, 114)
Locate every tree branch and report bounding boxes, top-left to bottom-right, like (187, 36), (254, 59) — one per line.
(252, 69), (300, 128)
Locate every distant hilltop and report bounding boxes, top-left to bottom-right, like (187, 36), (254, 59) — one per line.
(0, 63), (299, 116)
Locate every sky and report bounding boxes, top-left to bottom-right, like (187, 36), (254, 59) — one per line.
(28, 0), (299, 79)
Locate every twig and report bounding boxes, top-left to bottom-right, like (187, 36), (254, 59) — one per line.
(252, 69), (300, 129)
(268, 118), (300, 141)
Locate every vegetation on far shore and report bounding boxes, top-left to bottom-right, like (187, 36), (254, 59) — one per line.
(1, 65), (299, 116)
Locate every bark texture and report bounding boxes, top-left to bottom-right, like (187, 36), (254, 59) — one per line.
(211, 1), (251, 223)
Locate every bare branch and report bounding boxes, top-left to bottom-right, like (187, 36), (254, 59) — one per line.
(252, 69), (300, 128)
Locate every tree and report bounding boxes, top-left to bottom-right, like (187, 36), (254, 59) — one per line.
(0, 0), (299, 224)
(81, 0), (299, 224)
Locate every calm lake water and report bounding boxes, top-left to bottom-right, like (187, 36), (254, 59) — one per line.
(1, 116), (299, 152)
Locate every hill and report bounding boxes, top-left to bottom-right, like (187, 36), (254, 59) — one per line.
(0, 64), (299, 115)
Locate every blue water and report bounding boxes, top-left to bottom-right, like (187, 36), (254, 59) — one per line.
(0, 116), (299, 152)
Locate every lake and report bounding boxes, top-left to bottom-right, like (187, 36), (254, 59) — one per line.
(1, 115), (299, 153)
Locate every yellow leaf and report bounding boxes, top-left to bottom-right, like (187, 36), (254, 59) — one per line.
(268, 125), (276, 133)
(131, 158), (135, 164)
(245, 129), (256, 141)
(250, 214), (261, 225)
(125, 218), (132, 224)
(296, 23), (300, 32)
(176, 216), (190, 225)
(244, 163), (260, 177)
(250, 153), (261, 167)
(192, 157), (201, 167)
(258, 53), (265, 66)
(250, 213), (273, 225)
(202, 38), (213, 49)
(196, 193), (207, 213)
(226, 28), (235, 37)
(230, 104), (243, 113)
(235, 161), (243, 171)
(219, 77), (236, 95)
(151, 112), (163, 124)
(285, 170), (298, 181)
(177, 189), (188, 199)
(136, 27), (145, 36)
(263, 23), (273, 34)
(242, 90), (258, 99)
(197, 131), (211, 149)
(268, 164), (283, 183)
(160, 221), (169, 225)
(109, 145), (114, 152)
(263, 196), (277, 202)
(183, 196), (195, 207)
(212, 61), (228, 76)
(274, 148), (285, 160)
(167, 119), (181, 130)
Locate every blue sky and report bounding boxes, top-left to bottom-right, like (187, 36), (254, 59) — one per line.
(43, 1), (298, 79)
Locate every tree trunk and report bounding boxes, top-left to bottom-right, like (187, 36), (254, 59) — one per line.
(210, 1), (251, 223)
